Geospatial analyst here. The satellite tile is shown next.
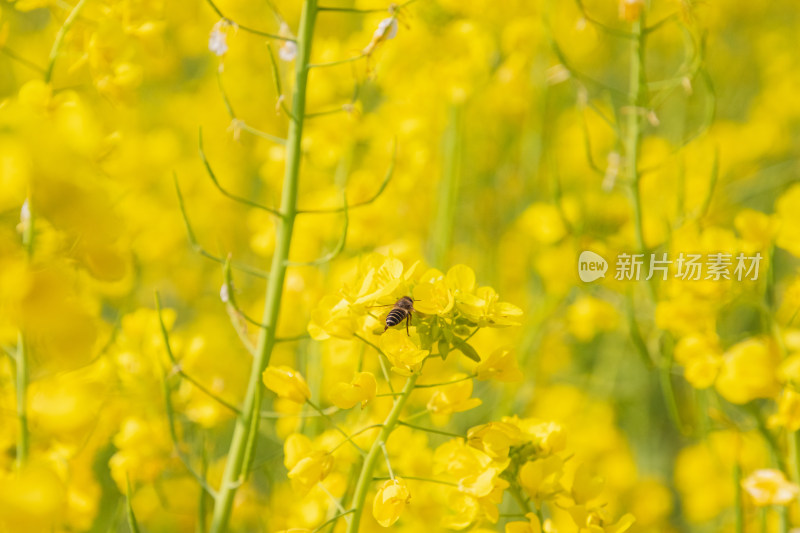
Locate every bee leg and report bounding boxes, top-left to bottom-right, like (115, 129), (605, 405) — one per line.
(406, 314), (410, 336)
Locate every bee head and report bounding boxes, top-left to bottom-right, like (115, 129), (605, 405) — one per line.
(397, 296), (414, 309)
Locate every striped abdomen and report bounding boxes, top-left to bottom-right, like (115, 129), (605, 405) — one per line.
(384, 308), (408, 330)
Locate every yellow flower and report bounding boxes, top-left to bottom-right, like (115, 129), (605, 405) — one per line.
(776, 184), (800, 257)
(427, 373), (482, 418)
(518, 203), (567, 244)
(283, 434), (333, 494)
(459, 467), (509, 499)
(372, 478), (410, 527)
(778, 353), (800, 385)
(412, 273), (454, 315)
(434, 439), (493, 478)
(349, 255), (418, 306)
(446, 264), (477, 293)
(742, 469), (799, 506)
(475, 347), (523, 382)
(566, 296), (618, 342)
(734, 208), (776, 252)
(569, 463), (605, 506)
(0, 462), (66, 532)
(456, 286), (523, 328)
(567, 506), (635, 533)
(715, 338), (780, 404)
(379, 328), (429, 375)
(506, 513), (542, 533)
(467, 421), (523, 460)
(768, 389), (800, 431)
(263, 366), (311, 403)
(441, 492), (480, 529)
(674, 334), (723, 389)
(330, 371), (377, 409)
(514, 418), (567, 455)
(308, 295), (359, 340)
(17, 79), (52, 111)
(518, 455), (565, 501)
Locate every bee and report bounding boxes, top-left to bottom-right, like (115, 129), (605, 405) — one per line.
(374, 296), (415, 335)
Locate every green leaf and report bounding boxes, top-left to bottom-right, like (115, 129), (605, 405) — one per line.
(438, 338), (450, 360)
(453, 338), (480, 362)
(126, 475), (141, 533)
(442, 324), (453, 343)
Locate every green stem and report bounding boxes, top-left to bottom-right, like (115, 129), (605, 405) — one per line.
(346, 374), (418, 533)
(734, 462), (744, 533)
(397, 421), (463, 439)
(207, 1), (317, 531)
(792, 430), (800, 508)
(624, 13), (686, 434)
(372, 475), (457, 487)
(15, 331), (29, 468)
(307, 399), (366, 455)
(430, 105), (463, 268)
(779, 505), (789, 533)
(626, 16), (647, 262)
(509, 484), (531, 514)
(45, 0), (90, 83)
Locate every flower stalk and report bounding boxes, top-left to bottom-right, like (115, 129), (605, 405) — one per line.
(208, 0), (318, 530)
(346, 373), (418, 533)
(15, 331), (29, 468)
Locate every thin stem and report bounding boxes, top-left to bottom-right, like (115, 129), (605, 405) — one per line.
(285, 191), (348, 266)
(574, 0), (635, 39)
(430, 105), (462, 267)
(780, 505), (789, 533)
(415, 374), (477, 388)
(397, 421), (463, 439)
(205, 0), (294, 41)
(346, 374), (418, 533)
(626, 15), (647, 260)
(126, 474), (142, 533)
(309, 54), (366, 69)
(277, 333), (311, 342)
(372, 475), (457, 487)
(208, 2), (318, 530)
(317, 0), (416, 14)
(354, 333), (395, 394)
(159, 364), (219, 499)
(174, 174), (270, 279)
(155, 293), (242, 416)
(307, 399), (366, 455)
(509, 484), (531, 514)
(734, 462), (743, 533)
(260, 406), (338, 418)
(297, 140), (396, 214)
(330, 425), (383, 453)
(749, 404), (787, 473)
(45, 0), (90, 83)
(199, 129), (282, 216)
(792, 431), (800, 508)
(318, 5), (387, 13)
(380, 442), (395, 480)
(313, 510), (355, 533)
(15, 332), (29, 468)
(319, 482), (349, 515)
(15, 196), (34, 468)
(0, 47), (45, 74)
